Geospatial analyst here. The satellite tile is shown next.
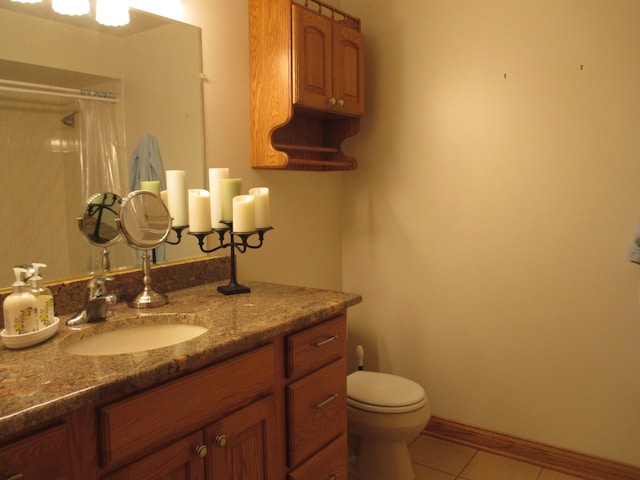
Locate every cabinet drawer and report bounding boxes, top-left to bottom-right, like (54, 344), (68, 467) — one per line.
(0, 423), (74, 479)
(286, 315), (346, 379)
(287, 356), (347, 466)
(287, 433), (347, 480)
(100, 343), (275, 468)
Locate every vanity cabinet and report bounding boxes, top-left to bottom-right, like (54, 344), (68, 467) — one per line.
(249, 0), (364, 171)
(0, 423), (75, 480)
(0, 312), (350, 480)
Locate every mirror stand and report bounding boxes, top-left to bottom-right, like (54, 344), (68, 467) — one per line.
(129, 249), (168, 308)
(117, 190), (173, 309)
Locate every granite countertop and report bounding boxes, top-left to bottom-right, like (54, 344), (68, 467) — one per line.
(0, 281), (362, 440)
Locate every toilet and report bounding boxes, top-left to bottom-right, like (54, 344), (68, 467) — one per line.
(347, 370), (431, 480)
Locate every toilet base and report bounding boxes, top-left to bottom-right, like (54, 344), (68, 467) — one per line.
(354, 437), (415, 480)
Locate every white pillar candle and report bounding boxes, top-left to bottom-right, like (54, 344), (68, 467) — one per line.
(188, 189), (211, 232)
(208, 168), (229, 228)
(248, 187), (270, 228)
(232, 195), (256, 233)
(140, 180), (161, 197)
(220, 178), (242, 221)
(166, 170), (188, 226)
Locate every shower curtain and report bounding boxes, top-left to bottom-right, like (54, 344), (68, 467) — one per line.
(78, 98), (125, 202)
(76, 98), (132, 273)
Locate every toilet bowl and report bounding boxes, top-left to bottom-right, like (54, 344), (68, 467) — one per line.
(347, 370), (431, 480)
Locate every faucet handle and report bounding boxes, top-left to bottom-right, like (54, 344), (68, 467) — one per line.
(88, 275), (114, 300)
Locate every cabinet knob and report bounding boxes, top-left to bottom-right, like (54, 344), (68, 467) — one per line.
(336, 99), (345, 107)
(328, 97), (337, 105)
(195, 444), (208, 458)
(215, 434), (228, 447)
(4, 474), (24, 480)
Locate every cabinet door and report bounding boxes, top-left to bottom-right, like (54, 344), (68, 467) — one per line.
(101, 431), (205, 480)
(292, 4), (333, 111)
(0, 424), (75, 480)
(205, 395), (277, 480)
(332, 22), (365, 116)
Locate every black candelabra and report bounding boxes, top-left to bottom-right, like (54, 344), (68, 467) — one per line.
(166, 221), (273, 295)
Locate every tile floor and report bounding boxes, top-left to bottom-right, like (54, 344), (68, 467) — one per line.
(409, 435), (585, 480)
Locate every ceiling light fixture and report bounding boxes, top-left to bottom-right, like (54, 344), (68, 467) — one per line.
(96, 0), (130, 27)
(51, 0), (90, 16)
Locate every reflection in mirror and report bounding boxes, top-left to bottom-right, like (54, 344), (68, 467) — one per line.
(117, 190), (172, 308)
(0, 2), (205, 288)
(77, 192), (122, 273)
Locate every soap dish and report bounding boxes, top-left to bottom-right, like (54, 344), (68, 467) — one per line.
(1, 317), (60, 349)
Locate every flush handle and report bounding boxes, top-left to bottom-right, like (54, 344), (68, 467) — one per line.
(314, 335), (338, 348)
(314, 393), (339, 409)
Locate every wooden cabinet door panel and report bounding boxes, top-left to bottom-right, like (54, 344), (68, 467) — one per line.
(332, 22), (365, 116)
(292, 4), (333, 110)
(205, 395), (277, 480)
(287, 357), (347, 466)
(0, 423), (74, 480)
(286, 315), (346, 380)
(287, 433), (347, 480)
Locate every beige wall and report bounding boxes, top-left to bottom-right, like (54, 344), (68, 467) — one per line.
(340, 0), (640, 467)
(180, 0), (344, 291)
(160, 0), (639, 467)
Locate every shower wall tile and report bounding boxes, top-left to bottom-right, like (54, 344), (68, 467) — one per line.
(0, 96), (75, 283)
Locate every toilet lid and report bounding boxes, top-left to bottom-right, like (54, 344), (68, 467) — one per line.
(347, 371), (427, 413)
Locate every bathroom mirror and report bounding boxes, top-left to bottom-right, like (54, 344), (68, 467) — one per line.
(0, 2), (205, 288)
(117, 190), (172, 308)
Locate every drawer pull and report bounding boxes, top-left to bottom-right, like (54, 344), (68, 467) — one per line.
(314, 393), (339, 409)
(5, 474), (24, 480)
(215, 435), (228, 447)
(314, 335), (338, 348)
(195, 444), (208, 458)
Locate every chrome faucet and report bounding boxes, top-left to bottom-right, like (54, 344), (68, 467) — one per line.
(66, 275), (117, 326)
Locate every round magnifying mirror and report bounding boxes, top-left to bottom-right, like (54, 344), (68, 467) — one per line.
(117, 190), (172, 308)
(78, 192), (122, 247)
(118, 190), (172, 249)
(77, 192), (123, 272)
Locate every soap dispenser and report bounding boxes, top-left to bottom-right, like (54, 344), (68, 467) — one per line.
(29, 263), (55, 328)
(3, 267), (38, 335)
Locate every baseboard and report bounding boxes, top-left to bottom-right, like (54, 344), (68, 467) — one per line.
(424, 416), (640, 480)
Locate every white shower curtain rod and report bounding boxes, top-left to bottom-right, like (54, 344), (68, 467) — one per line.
(0, 78), (118, 103)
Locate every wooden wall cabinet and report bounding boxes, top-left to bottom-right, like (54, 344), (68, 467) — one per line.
(249, 0), (365, 171)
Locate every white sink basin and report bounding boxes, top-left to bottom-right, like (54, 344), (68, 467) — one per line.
(62, 322), (208, 356)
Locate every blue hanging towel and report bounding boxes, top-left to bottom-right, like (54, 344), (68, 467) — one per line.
(129, 133), (166, 192)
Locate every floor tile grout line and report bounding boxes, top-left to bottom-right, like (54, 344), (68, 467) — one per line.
(457, 449), (480, 477)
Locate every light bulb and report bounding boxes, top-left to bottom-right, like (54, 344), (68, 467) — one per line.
(96, 0), (130, 27)
(51, 0), (90, 16)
